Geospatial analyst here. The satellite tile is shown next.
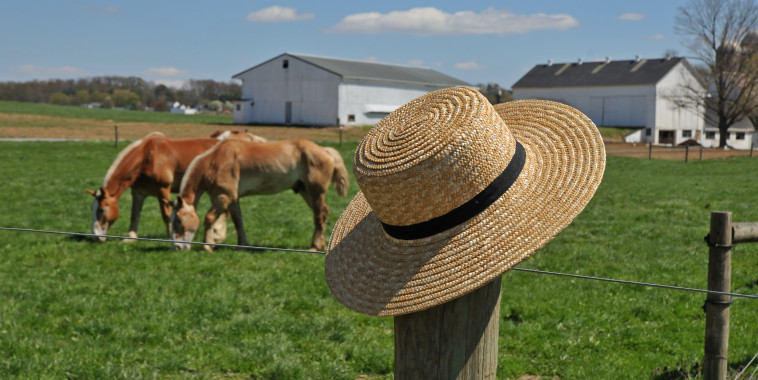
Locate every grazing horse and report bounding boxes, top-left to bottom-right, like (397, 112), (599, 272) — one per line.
(170, 139), (349, 252)
(88, 131), (261, 242)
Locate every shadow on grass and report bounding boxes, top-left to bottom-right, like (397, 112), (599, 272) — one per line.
(65, 234), (91, 242)
(651, 354), (758, 380)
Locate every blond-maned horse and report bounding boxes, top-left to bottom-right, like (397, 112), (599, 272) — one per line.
(170, 138), (349, 252)
(88, 131), (265, 242)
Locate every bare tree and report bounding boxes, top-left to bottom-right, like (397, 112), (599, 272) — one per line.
(675, 0), (758, 147)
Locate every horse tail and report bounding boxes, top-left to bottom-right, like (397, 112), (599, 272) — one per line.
(324, 147), (349, 197)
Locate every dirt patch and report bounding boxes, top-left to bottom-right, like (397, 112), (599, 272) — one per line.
(605, 142), (754, 160)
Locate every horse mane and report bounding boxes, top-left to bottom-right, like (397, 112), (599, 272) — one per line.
(102, 132), (164, 187)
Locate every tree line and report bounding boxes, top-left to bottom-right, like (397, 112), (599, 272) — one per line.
(0, 76), (241, 112)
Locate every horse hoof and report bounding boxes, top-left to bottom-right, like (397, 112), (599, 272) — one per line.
(122, 232), (138, 243)
(202, 245), (214, 253)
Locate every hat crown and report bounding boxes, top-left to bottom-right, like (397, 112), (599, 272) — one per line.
(354, 87), (517, 227)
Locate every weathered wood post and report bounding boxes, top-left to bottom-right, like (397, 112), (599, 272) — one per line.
(394, 277), (501, 379)
(114, 125), (119, 148)
(703, 211), (732, 380)
(337, 118), (342, 146)
(648, 142), (653, 160)
(685, 145), (690, 163)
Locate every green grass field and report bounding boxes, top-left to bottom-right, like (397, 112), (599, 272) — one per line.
(1, 137), (757, 379)
(0, 100), (234, 125)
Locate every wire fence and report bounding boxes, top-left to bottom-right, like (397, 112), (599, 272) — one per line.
(2, 225), (758, 301)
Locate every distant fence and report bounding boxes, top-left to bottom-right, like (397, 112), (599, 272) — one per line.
(605, 142), (755, 162)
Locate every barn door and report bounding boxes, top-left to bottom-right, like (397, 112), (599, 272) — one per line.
(285, 102), (292, 124)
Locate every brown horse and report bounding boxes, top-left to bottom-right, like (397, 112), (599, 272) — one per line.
(88, 131), (263, 242)
(170, 139), (349, 252)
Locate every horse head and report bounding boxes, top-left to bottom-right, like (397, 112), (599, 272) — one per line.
(170, 196), (199, 250)
(88, 186), (119, 242)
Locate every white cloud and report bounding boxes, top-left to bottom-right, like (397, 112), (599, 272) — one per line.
(146, 67), (187, 77)
(647, 33), (665, 40)
(153, 79), (188, 89)
(246, 6), (314, 22)
(11, 64), (84, 77)
(454, 61), (485, 70)
(330, 7), (578, 35)
(618, 13), (645, 21)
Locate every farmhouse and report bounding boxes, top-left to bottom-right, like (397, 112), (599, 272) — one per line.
(232, 53), (470, 127)
(512, 56), (756, 149)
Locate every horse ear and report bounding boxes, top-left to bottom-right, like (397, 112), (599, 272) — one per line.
(86, 189), (96, 196)
(175, 196), (183, 208)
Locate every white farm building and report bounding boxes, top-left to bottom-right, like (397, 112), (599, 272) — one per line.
(232, 53), (470, 127)
(513, 56), (757, 149)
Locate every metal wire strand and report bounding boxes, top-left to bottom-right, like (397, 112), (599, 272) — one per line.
(0, 226), (323, 255)
(734, 350), (758, 380)
(2, 226), (758, 300)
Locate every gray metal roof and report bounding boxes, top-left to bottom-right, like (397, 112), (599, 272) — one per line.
(512, 57), (698, 88)
(234, 53), (470, 87)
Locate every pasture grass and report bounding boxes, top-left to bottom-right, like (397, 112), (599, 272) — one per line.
(0, 140), (757, 379)
(0, 100), (234, 125)
(597, 126), (637, 142)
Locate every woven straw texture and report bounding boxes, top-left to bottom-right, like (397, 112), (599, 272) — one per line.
(325, 87), (606, 317)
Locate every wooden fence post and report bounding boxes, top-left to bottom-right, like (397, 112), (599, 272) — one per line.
(337, 118), (342, 146)
(648, 142), (653, 160)
(394, 276), (501, 380)
(685, 145), (690, 163)
(703, 211), (732, 380)
(114, 125), (119, 148)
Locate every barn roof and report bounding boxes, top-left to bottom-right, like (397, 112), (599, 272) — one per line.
(234, 53), (470, 87)
(512, 57), (700, 88)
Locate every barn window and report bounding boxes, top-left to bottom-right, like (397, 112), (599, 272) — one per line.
(236, 104), (240, 111)
(736, 132), (746, 140)
(682, 130), (692, 138)
(705, 131), (716, 139)
(347, 114), (355, 122)
(282, 59), (289, 69)
(645, 128), (652, 136)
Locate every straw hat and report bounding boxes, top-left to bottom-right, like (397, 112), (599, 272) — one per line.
(325, 87), (605, 317)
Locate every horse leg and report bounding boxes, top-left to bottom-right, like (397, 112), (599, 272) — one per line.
(203, 194), (231, 252)
(211, 212), (228, 244)
(228, 200), (249, 248)
(158, 187), (173, 239)
(125, 192), (147, 242)
(301, 190), (329, 251)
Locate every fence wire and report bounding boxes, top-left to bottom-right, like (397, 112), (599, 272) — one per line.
(2, 226), (758, 301)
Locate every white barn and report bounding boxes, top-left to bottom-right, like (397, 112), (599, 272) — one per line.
(232, 53), (470, 127)
(511, 57), (754, 148)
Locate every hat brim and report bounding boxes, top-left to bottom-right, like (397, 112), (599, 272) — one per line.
(325, 100), (606, 316)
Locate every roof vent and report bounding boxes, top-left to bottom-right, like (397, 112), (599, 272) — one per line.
(605, 56), (611, 64)
(635, 54), (641, 62)
(547, 59), (553, 67)
(577, 58), (583, 65)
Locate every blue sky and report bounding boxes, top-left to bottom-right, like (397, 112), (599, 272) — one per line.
(0, 1), (689, 89)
